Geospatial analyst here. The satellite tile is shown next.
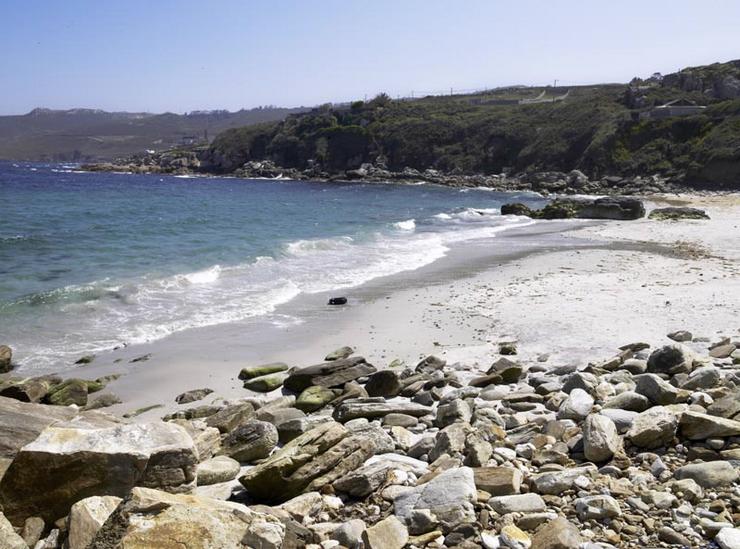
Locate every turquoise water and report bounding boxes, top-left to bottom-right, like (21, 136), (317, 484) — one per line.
(0, 161), (547, 368)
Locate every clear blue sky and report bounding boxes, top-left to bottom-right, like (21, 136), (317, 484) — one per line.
(1, 0), (738, 114)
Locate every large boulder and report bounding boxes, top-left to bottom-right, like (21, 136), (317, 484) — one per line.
(283, 357), (377, 392)
(90, 487), (285, 548)
(0, 422), (197, 525)
(575, 197), (645, 220)
(393, 467), (477, 533)
(239, 421), (376, 502)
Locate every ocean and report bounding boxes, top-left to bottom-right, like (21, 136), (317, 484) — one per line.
(0, 161), (547, 369)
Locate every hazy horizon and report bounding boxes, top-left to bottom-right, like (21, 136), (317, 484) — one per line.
(2, 0), (739, 115)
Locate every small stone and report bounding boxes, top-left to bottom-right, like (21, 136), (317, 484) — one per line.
(667, 330), (693, 342)
(325, 346), (354, 361)
(574, 495), (621, 520)
(500, 524), (531, 549)
(490, 493), (546, 514)
(332, 519), (366, 548)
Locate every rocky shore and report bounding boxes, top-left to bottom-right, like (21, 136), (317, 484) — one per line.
(1, 328), (740, 548)
(81, 153), (694, 196)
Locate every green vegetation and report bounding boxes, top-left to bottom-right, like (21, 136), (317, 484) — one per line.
(206, 61), (740, 187)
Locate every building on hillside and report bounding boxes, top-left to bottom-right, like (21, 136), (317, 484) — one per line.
(641, 99), (706, 120)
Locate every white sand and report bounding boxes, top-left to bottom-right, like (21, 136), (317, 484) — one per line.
(68, 195), (740, 420)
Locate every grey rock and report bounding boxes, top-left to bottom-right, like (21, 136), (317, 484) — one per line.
(716, 528), (740, 549)
(633, 373), (680, 405)
(67, 495), (121, 549)
(436, 400), (472, 428)
(680, 410), (740, 440)
(175, 387), (213, 404)
(530, 517), (582, 549)
(626, 406), (677, 448)
(674, 461), (739, 488)
(490, 493), (546, 514)
(0, 512), (25, 549)
(362, 515), (409, 549)
(602, 391), (650, 412)
(583, 414), (621, 462)
(284, 356), (377, 392)
(197, 456), (241, 486)
(530, 465), (597, 495)
(218, 420), (278, 463)
(333, 397), (430, 422)
(332, 519), (366, 548)
(325, 346), (354, 361)
(556, 388), (593, 420)
(574, 495), (621, 519)
(365, 370), (403, 398)
(473, 466), (522, 496)
(681, 366), (721, 391)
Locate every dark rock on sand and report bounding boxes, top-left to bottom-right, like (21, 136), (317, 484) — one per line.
(649, 207), (710, 220)
(500, 203), (533, 216)
(175, 388), (214, 404)
(328, 297), (347, 305)
(283, 356), (377, 392)
(325, 346), (354, 361)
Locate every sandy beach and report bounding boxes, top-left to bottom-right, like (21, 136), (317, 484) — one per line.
(57, 193), (740, 420)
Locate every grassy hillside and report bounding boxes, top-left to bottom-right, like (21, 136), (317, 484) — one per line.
(0, 107), (308, 162)
(205, 61), (740, 187)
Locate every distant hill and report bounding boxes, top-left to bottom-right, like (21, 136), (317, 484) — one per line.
(0, 107), (309, 161)
(203, 60), (740, 187)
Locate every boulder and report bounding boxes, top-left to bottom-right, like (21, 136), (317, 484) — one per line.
(239, 421), (376, 502)
(0, 345), (12, 373)
(674, 461), (739, 488)
(218, 420), (278, 463)
(362, 515), (409, 549)
(325, 346), (354, 361)
(295, 385), (338, 413)
(333, 398), (431, 422)
(67, 495), (121, 549)
(0, 422), (197, 525)
(716, 528), (740, 549)
(574, 495), (621, 519)
(393, 467), (477, 533)
(556, 388), (593, 420)
(44, 378), (89, 406)
(284, 357), (377, 392)
(89, 487), (285, 548)
(473, 467), (522, 496)
(238, 362), (289, 380)
(682, 366), (721, 391)
(530, 465), (597, 495)
(0, 375), (57, 403)
(626, 406), (677, 448)
(530, 517), (582, 549)
(708, 389), (740, 420)
(680, 411), (740, 440)
(576, 197), (645, 220)
(243, 372), (288, 392)
(0, 512), (25, 549)
(647, 344), (695, 375)
(649, 207), (710, 220)
(196, 456), (241, 486)
(633, 373), (680, 405)
(582, 414), (621, 462)
(501, 203), (534, 217)
(204, 402), (255, 433)
(175, 388), (213, 404)
(365, 370), (403, 398)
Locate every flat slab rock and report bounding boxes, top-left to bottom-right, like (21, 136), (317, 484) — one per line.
(283, 356), (377, 392)
(0, 422), (198, 525)
(89, 487), (285, 548)
(333, 397), (431, 422)
(239, 421), (376, 503)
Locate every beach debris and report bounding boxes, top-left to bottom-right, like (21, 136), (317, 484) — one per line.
(74, 354), (95, 365)
(328, 297), (347, 305)
(129, 353), (152, 363)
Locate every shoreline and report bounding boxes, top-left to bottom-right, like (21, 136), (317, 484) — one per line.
(10, 192), (736, 421)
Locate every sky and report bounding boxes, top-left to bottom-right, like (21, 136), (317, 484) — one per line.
(1, 0), (738, 115)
